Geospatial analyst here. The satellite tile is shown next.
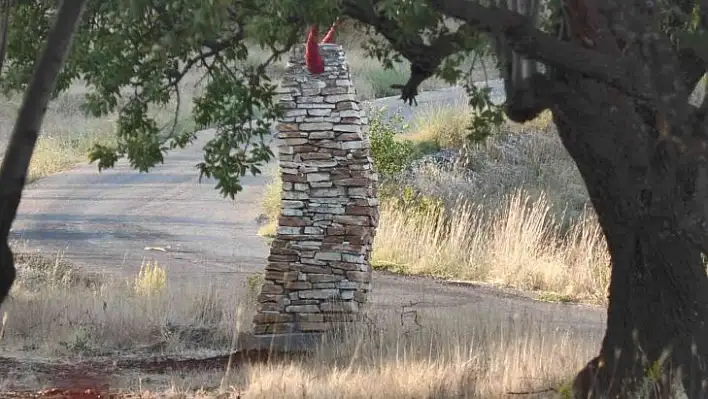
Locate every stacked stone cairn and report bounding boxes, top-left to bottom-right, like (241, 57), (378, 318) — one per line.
(252, 44), (380, 335)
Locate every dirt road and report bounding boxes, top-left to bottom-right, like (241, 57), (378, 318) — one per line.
(9, 83), (607, 338)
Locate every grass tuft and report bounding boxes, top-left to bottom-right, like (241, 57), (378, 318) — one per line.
(257, 166), (282, 239)
(406, 102), (474, 151)
(507, 109), (556, 134)
(372, 190), (610, 303)
(134, 260), (168, 297)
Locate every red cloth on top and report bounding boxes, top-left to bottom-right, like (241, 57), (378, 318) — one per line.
(321, 23), (338, 44)
(305, 21), (340, 74)
(305, 25), (325, 74)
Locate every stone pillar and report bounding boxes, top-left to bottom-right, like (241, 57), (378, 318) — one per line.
(252, 44), (379, 335)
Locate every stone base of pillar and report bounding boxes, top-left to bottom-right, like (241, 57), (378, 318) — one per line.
(236, 331), (325, 352)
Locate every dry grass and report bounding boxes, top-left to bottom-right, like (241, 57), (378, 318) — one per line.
(0, 90), (118, 181)
(1, 253), (600, 397)
(133, 260), (168, 297)
(1, 253), (250, 357)
(131, 310), (597, 398)
(372, 190), (610, 303)
(406, 100), (474, 151)
(257, 164), (283, 238)
(259, 175), (608, 303)
(403, 103), (555, 152)
(507, 109), (556, 135)
(410, 121), (590, 226)
(396, 105), (607, 302)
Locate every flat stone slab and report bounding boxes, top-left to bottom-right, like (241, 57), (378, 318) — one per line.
(236, 332), (324, 352)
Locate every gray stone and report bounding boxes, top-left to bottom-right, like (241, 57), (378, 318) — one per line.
(301, 122), (334, 131)
(299, 289), (339, 299)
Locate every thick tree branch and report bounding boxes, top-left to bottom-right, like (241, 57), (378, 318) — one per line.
(426, 0), (656, 103)
(342, 0), (477, 104)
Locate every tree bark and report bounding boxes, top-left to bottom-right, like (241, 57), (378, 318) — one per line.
(544, 75), (708, 396)
(406, 0), (708, 395)
(0, 0), (87, 306)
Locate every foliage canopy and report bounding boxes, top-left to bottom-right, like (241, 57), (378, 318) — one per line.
(1, 0), (505, 198)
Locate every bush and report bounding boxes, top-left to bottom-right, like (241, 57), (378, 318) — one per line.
(386, 185), (445, 219)
(367, 108), (446, 222)
(367, 108), (416, 180)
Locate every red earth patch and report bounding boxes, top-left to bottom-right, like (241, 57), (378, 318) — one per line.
(0, 349), (310, 398)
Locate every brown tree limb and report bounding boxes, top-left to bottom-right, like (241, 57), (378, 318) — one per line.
(0, 0), (88, 306)
(425, 0), (655, 103)
(341, 0), (478, 105)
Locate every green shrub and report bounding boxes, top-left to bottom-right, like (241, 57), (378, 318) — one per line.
(386, 185), (445, 220)
(368, 108), (416, 180)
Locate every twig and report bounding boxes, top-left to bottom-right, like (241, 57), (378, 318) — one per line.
(399, 300), (429, 337)
(220, 306), (243, 392)
(507, 387), (557, 395)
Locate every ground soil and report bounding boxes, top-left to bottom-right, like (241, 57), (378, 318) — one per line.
(0, 348), (309, 398)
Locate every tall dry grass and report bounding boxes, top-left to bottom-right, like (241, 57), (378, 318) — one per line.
(224, 310), (596, 398)
(383, 102), (607, 302)
(0, 90), (118, 181)
(1, 251), (602, 397)
(2, 253), (250, 356)
(406, 100), (476, 150)
(257, 164), (283, 238)
(259, 171), (609, 303)
(409, 112), (590, 225)
(372, 190), (610, 303)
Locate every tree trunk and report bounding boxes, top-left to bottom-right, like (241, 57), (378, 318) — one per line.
(405, 0), (708, 395)
(547, 93), (708, 397)
(0, 0), (87, 306)
(589, 210), (708, 397)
